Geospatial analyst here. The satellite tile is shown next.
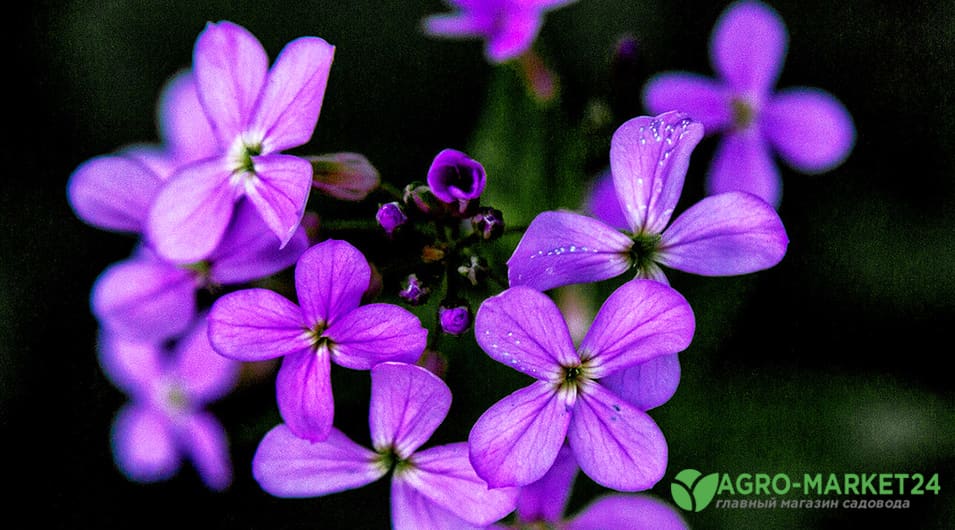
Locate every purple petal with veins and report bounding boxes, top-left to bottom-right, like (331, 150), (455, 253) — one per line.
(207, 288), (309, 362)
(208, 201), (308, 285)
(295, 240), (370, 328)
(324, 304), (427, 370)
(601, 354), (681, 411)
(516, 445), (578, 524)
(369, 363), (451, 458)
(243, 153), (312, 248)
(391, 476), (486, 530)
(276, 347), (334, 442)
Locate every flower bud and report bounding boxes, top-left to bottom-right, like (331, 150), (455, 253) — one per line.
(376, 202), (407, 237)
(470, 207), (505, 240)
(398, 274), (430, 306)
(308, 153), (380, 201)
(426, 149), (487, 204)
(457, 255), (489, 287)
(402, 182), (442, 216)
(438, 302), (472, 336)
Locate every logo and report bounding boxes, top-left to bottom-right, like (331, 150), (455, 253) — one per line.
(671, 469), (719, 512)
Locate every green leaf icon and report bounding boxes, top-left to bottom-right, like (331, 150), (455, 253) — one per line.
(671, 469), (720, 512)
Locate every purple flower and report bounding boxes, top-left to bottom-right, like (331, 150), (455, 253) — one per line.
(398, 273), (431, 306)
(207, 239), (428, 442)
(147, 21), (335, 263)
(92, 202), (309, 342)
(252, 362), (518, 528)
(68, 154), (165, 235)
(376, 201), (408, 237)
(495, 446), (688, 529)
(508, 112), (789, 291)
(99, 315), (239, 490)
(426, 148), (487, 204)
(643, 0), (855, 207)
(468, 280), (695, 490)
(438, 302), (472, 336)
(423, 0), (579, 64)
(471, 206), (505, 240)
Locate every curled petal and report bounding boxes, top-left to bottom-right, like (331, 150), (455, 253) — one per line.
(208, 201), (308, 285)
(67, 155), (163, 233)
(295, 240), (370, 328)
(111, 404), (179, 483)
(516, 445), (578, 524)
(568, 383), (667, 491)
(763, 87), (855, 173)
(468, 381), (571, 488)
(147, 158), (237, 264)
(171, 316), (239, 404)
(252, 37), (335, 152)
(245, 154), (313, 249)
(401, 443), (519, 526)
(659, 191), (788, 275)
(193, 21), (268, 146)
(253, 425), (384, 497)
(276, 348), (334, 442)
(369, 363), (451, 458)
(207, 288), (309, 362)
(507, 211), (633, 292)
(601, 354), (681, 411)
(324, 304), (427, 370)
(711, 0), (788, 94)
(610, 113), (704, 234)
(580, 280), (694, 378)
(566, 494), (689, 530)
(180, 412), (232, 491)
(642, 72), (732, 133)
(706, 130), (781, 207)
(91, 257), (196, 342)
(475, 286), (577, 379)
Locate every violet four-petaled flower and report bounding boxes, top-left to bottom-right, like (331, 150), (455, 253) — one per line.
(508, 111), (789, 291)
(423, 0), (579, 64)
(208, 239), (428, 442)
(100, 315), (239, 490)
(468, 280), (695, 490)
(253, 362), (518, 529)
(493, 446), (688, 529)
(643, 0), (855, 207)
(148, 21), (334, 263)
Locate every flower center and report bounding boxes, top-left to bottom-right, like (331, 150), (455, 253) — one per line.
(628, 232), (661, 273)
(731, 97), (757, 130)
(227, 131), (266, 189)
(376, 447), (413, 476)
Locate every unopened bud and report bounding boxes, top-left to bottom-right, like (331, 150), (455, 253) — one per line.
(376, 202), (407, 237)
(471, 207), (504, 240)
(309, 153), (380, 201)
(457, 255), (489, 287)
(398, 274), (430, 306)
(438, 302), (472, 336)
(403, 182), (442, 216)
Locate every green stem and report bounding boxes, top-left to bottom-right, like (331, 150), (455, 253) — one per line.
(321, 218), (381, 231)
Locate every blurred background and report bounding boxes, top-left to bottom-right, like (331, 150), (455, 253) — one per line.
(6, 0), (954, 528)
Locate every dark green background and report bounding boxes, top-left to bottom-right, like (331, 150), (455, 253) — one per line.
(6, 0), (954, 528)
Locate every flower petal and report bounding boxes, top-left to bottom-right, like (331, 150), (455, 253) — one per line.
(579, 279), (694, 378)
(369, 363), (451, 457)
(180, 412), (232, 491)
(568, 383), (667, 491)
(610, 113), (704, 234)
(706, 130), (781, 207)
(147, 158), (237, 264)
(193, 21), (268, 146)
(91, 257), (196, 342)
(600, 354), (681, 411)
(157, 70), (218, 164)
(516, 445), (578, 524)
(207, 288), (309, 362)
(294, 239), (370, 328)
(170, 315), (239, 404)
(67, 155), (163, 233)
(474, 286), (577, 379)
(252, 424), (384, 497)
(111, 404), (179, 483)
(97, 333), (163, 398)
(468, 381), (571, 488)
(422, 12), (492, 39)
(324, 304), (427, 369)
(401, 443), (519, 526)
(585, 169), (628, 231)
(710, 0), (788, 94)
(566, 494), (689, 530)
(251, 37), (334, 152)
(642, 72), (732, 133)
(507, 211), (632, 292)
(391, 475), (487, 530)
(659, 191), (788, 275)
(763, 87), (855, 173)
(208, 201), (308, 285)
(276, 348), (334, 442)
(486, 10), (541, 63)
(245, 154), (313, 248)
